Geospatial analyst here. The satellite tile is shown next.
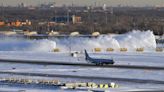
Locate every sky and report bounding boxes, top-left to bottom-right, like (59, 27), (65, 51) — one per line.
(0, 0), (164, 7)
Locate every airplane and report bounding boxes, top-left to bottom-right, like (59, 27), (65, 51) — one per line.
(84, 50), (114, 65)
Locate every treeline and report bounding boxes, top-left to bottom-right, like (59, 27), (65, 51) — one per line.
(0, 7), (164, 35)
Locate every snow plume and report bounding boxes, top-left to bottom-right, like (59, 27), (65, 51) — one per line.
(114, 30), (156, 50)
(55, 30), (156, 52)
(0, 38), (56, 52)
(0, 30), (156, 52)
(29, 39), (56, 52)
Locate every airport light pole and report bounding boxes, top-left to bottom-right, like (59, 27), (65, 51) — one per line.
(103, 4), (108, 25)
(67, 8), (71, 25)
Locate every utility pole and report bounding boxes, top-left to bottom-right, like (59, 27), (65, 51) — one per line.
(103, 4), (107, 25)
(67, 8), (70, 24)
(87, 6), (93, 33)
(94, 2), (97, 8)
(1, 3), (4, 20)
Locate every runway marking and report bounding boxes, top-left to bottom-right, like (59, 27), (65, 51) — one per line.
(0, 58), (164, 70)
(0, 70), (164, 84)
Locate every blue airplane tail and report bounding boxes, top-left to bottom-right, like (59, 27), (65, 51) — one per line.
(84, 49), (89, 60)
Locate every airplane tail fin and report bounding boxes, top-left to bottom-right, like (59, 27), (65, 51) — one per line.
(84, 49), (89, 60)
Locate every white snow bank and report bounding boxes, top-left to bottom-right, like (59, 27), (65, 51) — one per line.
(0, 39), (56, 52)
(0, 30), (156, 52)
(55, 30), (156, 51)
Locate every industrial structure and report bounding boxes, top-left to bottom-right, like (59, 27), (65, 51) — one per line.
(52, 15), (81, 24)
(0, 20), (31, 27)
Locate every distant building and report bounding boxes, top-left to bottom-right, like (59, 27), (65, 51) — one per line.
(40, 2), (56, 9)
(18, 3), (26, 8)
(52, 15), (81, 24)
(0, 21), (5, 26)
(6, 20), (32, 27)
(72, 15), (82, 24)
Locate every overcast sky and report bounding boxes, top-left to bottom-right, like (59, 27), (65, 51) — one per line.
(0, 0), (164, 7)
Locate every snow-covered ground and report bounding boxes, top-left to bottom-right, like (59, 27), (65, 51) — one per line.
(0, 30), (159, 52)
(0, 51), (163, 66)
(0, 31), (163, 92)
(0, 51), (163, 91)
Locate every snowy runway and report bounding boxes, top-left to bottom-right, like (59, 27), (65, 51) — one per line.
(0, 31), (163, 91)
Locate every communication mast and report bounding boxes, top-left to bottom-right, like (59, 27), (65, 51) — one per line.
(103, 4), (108, 25)
(103, 4), (107, 11)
